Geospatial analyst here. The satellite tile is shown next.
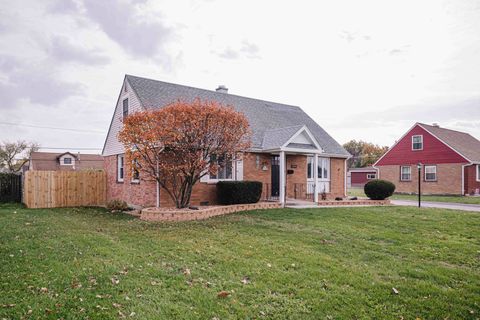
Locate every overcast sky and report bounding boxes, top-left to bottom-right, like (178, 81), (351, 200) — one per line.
(1, 0), (479, 153)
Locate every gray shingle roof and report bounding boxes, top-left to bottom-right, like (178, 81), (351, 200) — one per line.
(419, 123), (480, 162)
(126, 74), (349, 156)
(262, 125), (305, 150)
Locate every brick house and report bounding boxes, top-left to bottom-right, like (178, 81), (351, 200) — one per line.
(102, 75), (350, 207)
(374, 123), (480, 195)
(28, 152), (103, 171)
(348, 167), (378, 188)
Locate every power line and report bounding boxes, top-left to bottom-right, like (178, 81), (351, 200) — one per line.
(39, 147), (102, 150)
(0, 121), (105, 134)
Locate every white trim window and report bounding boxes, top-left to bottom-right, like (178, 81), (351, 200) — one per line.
(209, 154), (233, 180)
(400, 166), (411, 181)
(307, 156), (330, 180)
(367, 173), (376, 179)
(412, 135), (423, 150)
(477, 164), (480, 182)
(122, 98), (129, 118)
(117, 155), (124, 182)
(424, 165), (437, 181)
(131, 159), (140, 183)
(62, 157), (73, 165)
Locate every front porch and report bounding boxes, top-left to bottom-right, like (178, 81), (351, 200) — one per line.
(257, 150), (338, 205)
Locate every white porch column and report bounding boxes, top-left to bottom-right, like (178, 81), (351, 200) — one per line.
(314, 154), (319, 202)
(279, 151), (286, 206)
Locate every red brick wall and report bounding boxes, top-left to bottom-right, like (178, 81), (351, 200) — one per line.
(104, 155), (157, 207)
(105, 153), (347, 207)
(377, 163), (463, 195)
(330, 158), (346, 198)
(464, 164), (480, 195)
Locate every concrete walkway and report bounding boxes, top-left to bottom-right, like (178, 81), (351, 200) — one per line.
(391, 200), (480, 212)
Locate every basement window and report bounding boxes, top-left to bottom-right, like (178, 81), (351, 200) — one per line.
(424, 165), (437, 182)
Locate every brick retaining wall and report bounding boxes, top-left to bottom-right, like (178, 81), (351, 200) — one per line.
(318, 199), (390, 206)
(140, 202), (282, 222)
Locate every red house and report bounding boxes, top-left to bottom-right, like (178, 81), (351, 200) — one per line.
(348, 167), (378, 188)
(374, 123), (480, 195)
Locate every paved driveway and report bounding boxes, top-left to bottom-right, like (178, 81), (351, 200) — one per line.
(391, 200), (480, 212)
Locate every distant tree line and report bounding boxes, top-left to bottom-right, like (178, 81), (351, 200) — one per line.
(343, 140), (389, 168)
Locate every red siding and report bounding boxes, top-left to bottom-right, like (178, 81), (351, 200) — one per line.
(376, 125), (468, 166)
(351, 171), (376, 184)
(464, 164), (480, 195)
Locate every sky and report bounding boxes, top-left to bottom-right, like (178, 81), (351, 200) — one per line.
(1, 0), (479, 154)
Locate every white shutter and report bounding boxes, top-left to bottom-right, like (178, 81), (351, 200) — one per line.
(236, 159), (243, 181)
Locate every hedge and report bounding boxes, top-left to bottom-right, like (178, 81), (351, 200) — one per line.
(216, 181), (263, 205)
(364, 179), (396, 200)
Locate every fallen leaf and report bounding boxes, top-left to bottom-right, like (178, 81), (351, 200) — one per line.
(267, 263), (272, 268)
(113, 303), (122, 308)
(39, 287), (48, 293)
(217, 291), (230, 298)
(241, 276), (250, 285)
(392, 287), (399, 295)
(183, 268), (191, 276)
(111, 277), (120, 285)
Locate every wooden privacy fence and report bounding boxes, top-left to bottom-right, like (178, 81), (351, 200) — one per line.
(24, 171), (106, 208)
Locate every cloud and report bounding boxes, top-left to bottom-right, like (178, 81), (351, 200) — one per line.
(0, 55), (84, 108)
(49, 36), (110, 65)
(217, 40), (260, 60)
(48, 0), (79, 14)
(336, 96), (480, 130)
(218, 47), (239, 60)
(82, 0), (172, 59)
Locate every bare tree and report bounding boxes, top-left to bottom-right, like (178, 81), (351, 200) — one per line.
(0, 141), (39, 173)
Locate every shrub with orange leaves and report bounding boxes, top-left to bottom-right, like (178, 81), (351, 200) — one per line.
(118, 99), (251, 208)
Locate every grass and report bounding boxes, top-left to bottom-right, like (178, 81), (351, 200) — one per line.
(348, 187), (480, 205)
(1, 203), (479, 319)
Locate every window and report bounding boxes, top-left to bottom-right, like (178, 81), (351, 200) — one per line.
(477, 165), (480, 182)
(307, 156), (330, 179)
(424, 165), (437, 181)
(117, 155), (124, 182)
(132, 160), (140, 182)
(400, 166), (411, 181)
(122, 98), (129, 118)
(209, 154), (233, 180)
(63, 157), (72, 165)
(367, 173), (376, 179)
(412, 135), (423, 150)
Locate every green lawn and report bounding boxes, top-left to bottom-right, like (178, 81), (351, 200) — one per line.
(1, 204), (479, 319)
(348, 187), (480, 205)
